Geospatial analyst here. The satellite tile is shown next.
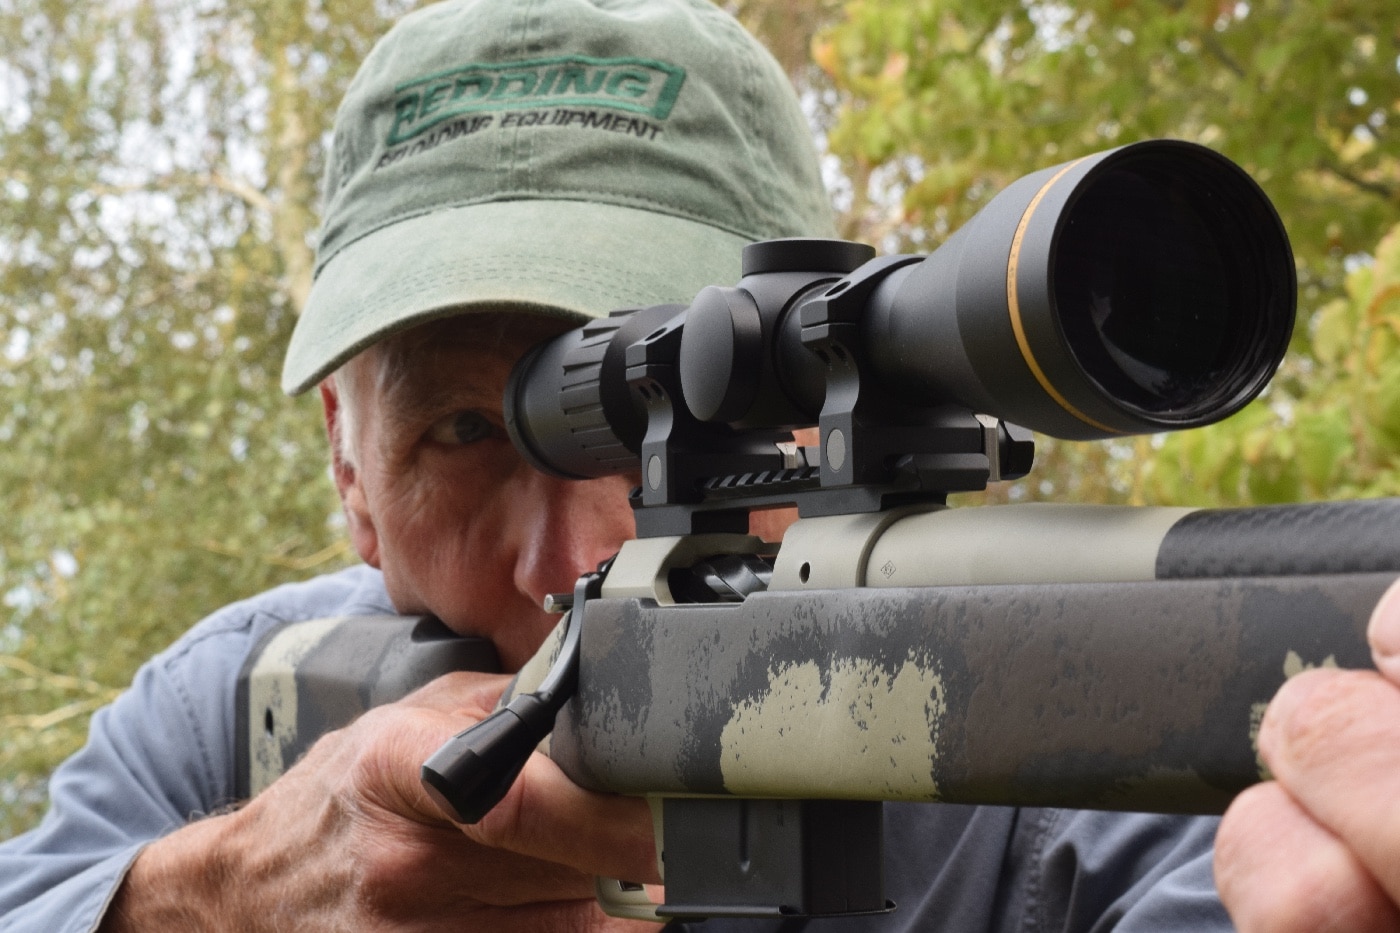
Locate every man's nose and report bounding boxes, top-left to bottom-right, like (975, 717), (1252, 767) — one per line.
(510, 470), (636, 609)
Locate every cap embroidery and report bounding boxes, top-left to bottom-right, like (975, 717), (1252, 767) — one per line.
(386, 55), (687, 147)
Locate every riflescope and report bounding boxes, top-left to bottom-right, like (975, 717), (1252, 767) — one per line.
(507, 140), (1296, 495)
(428, 141), (1307, 835)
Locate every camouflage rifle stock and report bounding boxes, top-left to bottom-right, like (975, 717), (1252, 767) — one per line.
(520, 497), (1399, 919)
(239, 498), (1400, 918)
(237, 140), (1367, 920)
(550, 499), (1397, 813)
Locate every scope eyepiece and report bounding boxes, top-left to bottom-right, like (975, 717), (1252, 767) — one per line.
(505, 304), (682, 480)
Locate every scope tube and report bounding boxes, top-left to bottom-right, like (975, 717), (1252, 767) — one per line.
(861, 140), (1296, 440)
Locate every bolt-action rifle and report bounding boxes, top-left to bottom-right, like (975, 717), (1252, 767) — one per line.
(237, 140), (1400, 922)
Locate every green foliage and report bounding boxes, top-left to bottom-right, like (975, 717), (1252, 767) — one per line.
(0, 0), (422, 838)
(819, 0), (1400, 507)
(819, 0), (1399, 268)
(727, 0), (845, 84)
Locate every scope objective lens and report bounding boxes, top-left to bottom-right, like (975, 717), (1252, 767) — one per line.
(1052, 149), (1293, 424)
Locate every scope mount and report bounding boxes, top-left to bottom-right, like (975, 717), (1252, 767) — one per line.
(624, 238), (1035, 539)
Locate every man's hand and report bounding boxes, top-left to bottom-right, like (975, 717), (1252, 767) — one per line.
(1217, 579), (1400, 932)
(101, 672), (661, 932)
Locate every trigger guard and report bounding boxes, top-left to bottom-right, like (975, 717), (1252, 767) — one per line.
(595, 877), (663, 923)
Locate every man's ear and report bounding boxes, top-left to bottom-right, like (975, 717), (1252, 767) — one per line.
(320, 377), (381, 568)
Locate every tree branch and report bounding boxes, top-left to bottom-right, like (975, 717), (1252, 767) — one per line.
(203, 171), (276, 216)
(1320, 160), (1398, 203)
(0, 655), (121, 698)
(1, 697), (111, 732)
(1199, 31), (1247, 80)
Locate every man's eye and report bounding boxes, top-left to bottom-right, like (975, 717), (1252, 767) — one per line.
(427, 411), (496, 446)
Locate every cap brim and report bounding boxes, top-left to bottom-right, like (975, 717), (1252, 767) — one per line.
(282, 198), (750, 394)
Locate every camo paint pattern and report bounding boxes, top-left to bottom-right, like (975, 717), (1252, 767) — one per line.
(243, 617), (344, 797)
(719, 654), (946, 798)
(552, 573), (1388, 813)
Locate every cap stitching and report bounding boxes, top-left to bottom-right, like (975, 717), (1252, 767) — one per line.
(313, 248), (728, 347)
(315, 191), (771, 279)
(332, 255), (713, 328)
(505, 0), (532, 189)
(295, 242), (741, 388)
(723, 7), (780, 235)
(734, 11), (771, 231)
(291, 257), (681, 388)
(522, 0), (547, 192)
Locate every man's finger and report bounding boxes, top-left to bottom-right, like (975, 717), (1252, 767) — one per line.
(1217, 781), (1400, 932)
(1368, 576), (1400, 684)
(347, 704), (661, 886)
(350, 813), (603, 908)
(1257, 666), (1400, 908)
(470, 751), (662, 886)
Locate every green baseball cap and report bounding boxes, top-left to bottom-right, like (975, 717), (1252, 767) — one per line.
(281, 0), (835, 395)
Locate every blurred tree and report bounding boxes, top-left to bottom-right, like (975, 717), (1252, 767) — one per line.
(815, 0), (1400, 505)
(6, 0), (1396, 842)
(729, 0), (843, 83)
(0, 0), (422, 837)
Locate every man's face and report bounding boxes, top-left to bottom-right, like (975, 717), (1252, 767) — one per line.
(323, 314), (637, 672)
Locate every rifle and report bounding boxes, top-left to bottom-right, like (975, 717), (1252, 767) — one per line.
(237, 139), (1400, 921)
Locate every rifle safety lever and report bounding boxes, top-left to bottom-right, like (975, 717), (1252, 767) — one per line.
(420, 570), (602, 824)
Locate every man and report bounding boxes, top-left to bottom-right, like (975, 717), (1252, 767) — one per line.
(1216, 589), (1400, 932)
(4, 1), (812, 926)
(1, 0), (1395, 930)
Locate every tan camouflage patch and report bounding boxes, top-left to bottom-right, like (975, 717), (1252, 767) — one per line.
(718, 655), (945, 800)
